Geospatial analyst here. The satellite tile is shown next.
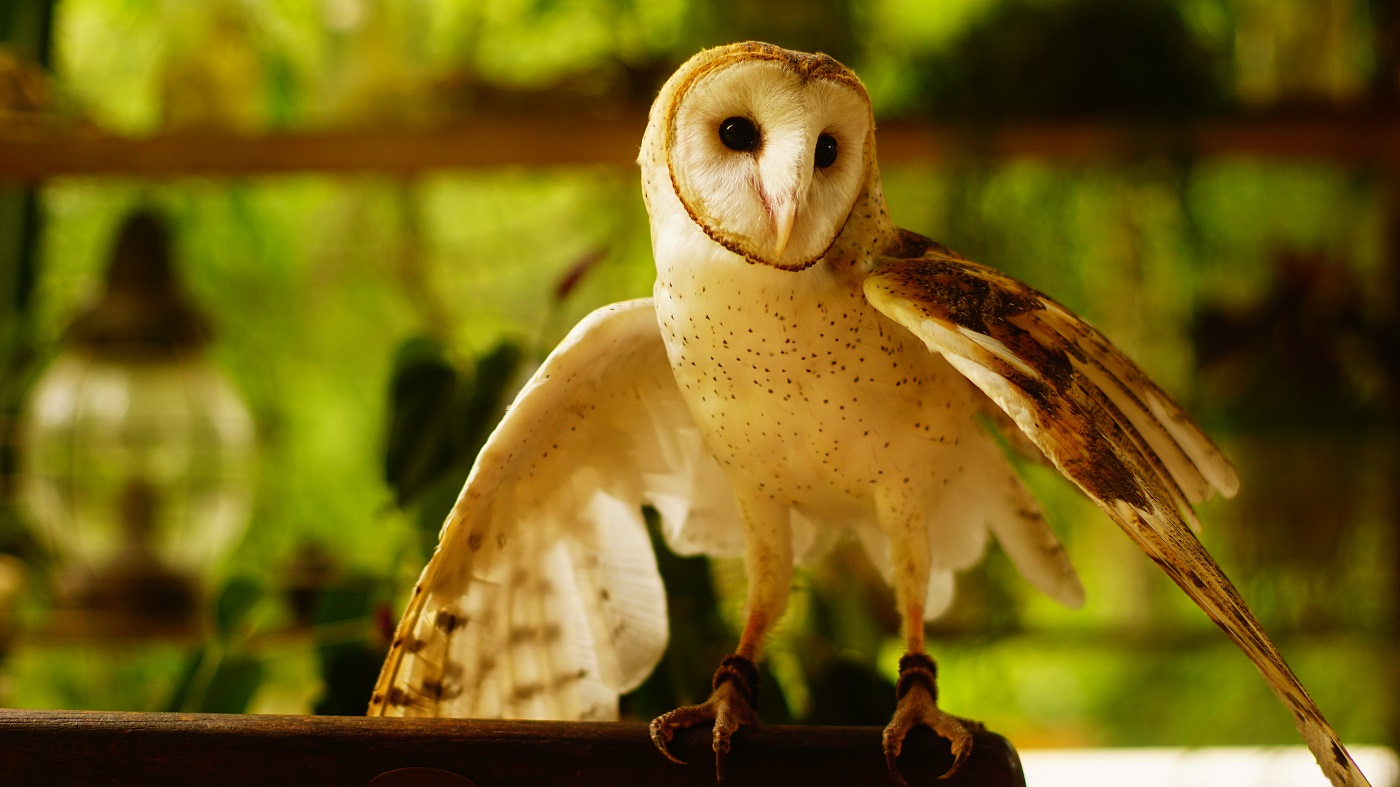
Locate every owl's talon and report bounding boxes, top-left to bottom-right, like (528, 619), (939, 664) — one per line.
(883, 653), (975, 782)
(649, 654), (760, 781)
(884, 745), (910, 787)
(648, 716), (688, 765)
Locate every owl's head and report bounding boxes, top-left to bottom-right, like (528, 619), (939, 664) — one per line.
(642, 42), (874, 271)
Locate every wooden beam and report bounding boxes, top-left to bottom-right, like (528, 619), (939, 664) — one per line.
(0, 115), (646, 181)
(878, 114), (1400, 165)
(0, 709), (1025, 786)
(5, 113), (1400, 182)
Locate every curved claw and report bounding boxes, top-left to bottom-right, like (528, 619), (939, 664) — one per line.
(883, 711), (974, 782)
(938, 728), (973, 779)
(883, 656), (976, 783)
(649, 664), (759, 782)
(649, 712), (690, 765)
(883, 734), (910, 786)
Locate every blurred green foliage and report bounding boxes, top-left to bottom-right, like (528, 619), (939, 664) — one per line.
(0, 0), (1392, 759)
(912, 0), (1227, 119)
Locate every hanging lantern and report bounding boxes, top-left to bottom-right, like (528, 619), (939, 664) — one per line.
(20, 210), (255, 638)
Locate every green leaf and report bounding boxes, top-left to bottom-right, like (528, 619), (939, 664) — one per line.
(314, 642), (383, 716)
(311, 582), (381, 716)
(162, 647), (206, 713)
(164, 648), (265, 714)
(383, 336), (461, 506)
(196, 655), (265, 714)
(214, 576), (263, 642)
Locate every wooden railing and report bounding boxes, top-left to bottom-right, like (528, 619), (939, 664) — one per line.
(4, 111), (1400, 182)
(0, 708), (1024, 786)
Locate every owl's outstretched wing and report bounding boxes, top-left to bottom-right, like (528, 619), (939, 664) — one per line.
(863, 237), (1370, 787)
(369, 298), (741, 721)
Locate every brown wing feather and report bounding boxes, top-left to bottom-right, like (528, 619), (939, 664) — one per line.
(863, 246), (1370, 787)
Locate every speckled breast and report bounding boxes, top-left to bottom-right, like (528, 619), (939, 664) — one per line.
(653, 254), (976, 509)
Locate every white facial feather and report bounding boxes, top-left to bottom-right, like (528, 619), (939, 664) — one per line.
(660, 56), (870, 269)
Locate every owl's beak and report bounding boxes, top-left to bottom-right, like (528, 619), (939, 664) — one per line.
(765, 151), (811, 260)
(771, 201), (797, 259)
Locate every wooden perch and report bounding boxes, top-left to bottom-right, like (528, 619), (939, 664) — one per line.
(0, 709), (1025, 786)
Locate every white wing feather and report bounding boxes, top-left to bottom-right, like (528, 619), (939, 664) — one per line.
(369, 298), (740, 720)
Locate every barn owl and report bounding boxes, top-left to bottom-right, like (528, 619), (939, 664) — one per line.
(370, 42), (1370, 787)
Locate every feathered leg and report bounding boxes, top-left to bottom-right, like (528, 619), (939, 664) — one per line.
(650, 492), (792, 781)
(878, 484), (977, 784)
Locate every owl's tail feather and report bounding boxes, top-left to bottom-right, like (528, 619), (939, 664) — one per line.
(1104, 500), (1370, 787)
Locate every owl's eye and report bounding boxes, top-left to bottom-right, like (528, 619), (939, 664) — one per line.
(815, 133), (838, 168)
(718, 117), (760, 152)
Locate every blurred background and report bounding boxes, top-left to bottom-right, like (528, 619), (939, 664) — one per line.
(0, 0), (1397, 777)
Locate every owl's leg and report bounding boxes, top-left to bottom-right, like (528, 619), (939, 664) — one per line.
(650, 492), (792, 781)
(878, 486), (977, 784)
